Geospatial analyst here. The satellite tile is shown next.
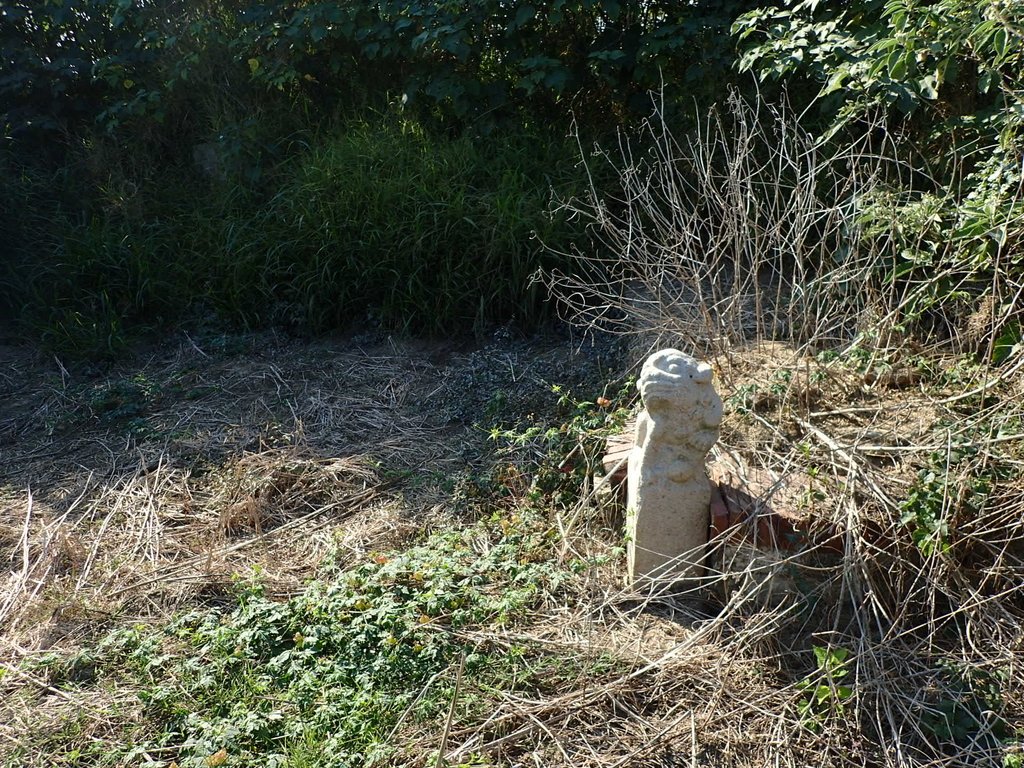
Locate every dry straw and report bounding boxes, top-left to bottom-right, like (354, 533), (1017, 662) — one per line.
(537, 90), (1024, 766)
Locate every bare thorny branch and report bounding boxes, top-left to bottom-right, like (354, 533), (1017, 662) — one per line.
(540, 89), (1024, 766)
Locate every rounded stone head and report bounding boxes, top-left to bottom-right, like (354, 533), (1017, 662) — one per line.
(638, 349), (714, 407)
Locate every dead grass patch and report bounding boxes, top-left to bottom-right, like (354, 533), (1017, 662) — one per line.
(2, 321), (1023, 767)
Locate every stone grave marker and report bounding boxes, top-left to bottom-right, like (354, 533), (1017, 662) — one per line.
(626, 349), (722, 583)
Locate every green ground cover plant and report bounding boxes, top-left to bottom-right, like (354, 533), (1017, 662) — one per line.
(16, 513), (592, 768)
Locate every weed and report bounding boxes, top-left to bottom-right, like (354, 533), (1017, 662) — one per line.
(724, 367), (799, 415)
(29, 513), (599, 767)
(899, 446), (990, 556)
(920, 662), (1010, 746)
(726, 382), (759, 413)
(797, 645), (854, 730)
(900, 469), (955, 556)
(488, 382), (633, 504)
(87, 375), (156, 422)
(768, 368), (793, 398)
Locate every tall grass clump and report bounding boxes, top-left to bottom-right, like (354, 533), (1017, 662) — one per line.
(197, 120), (589, 334)
(1, 163), (193, 356)
(3, 118), (593, 355)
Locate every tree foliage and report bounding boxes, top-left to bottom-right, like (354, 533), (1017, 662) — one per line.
(0, 0), (243, 138)
(734, 0), (1024, 352)
(1, 0), (758, 142)
(734, 0), (1024, 145)
(235, 0), (758, 126)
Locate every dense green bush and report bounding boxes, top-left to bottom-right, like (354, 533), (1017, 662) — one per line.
(1, 0), (754, 142)
(4, 119), (591, 354)
(735, 0), (1024, 352)
(182, 120), (592, 335)
(1, 0), (755, 353)
(245, 122), (587, 332)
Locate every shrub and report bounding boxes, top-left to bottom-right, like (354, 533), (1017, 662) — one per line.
(3, 118), (592, 354)
(194, 119), (590, 334)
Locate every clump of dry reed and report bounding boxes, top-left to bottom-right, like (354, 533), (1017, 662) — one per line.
(0, 449), (381, 647)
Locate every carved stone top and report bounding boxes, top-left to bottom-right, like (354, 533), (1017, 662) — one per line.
(636, 349), (722, 461)
(626, 349), (723, 582)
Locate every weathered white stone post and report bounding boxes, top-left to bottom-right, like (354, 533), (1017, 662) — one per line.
(627, 349), (722, 583)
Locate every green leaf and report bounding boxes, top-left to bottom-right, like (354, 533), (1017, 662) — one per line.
(992, 27), (1010, 65)
(991, 325), (1021, 365)
(978, 69), (994, 93)
(513, 4), (536, 30)
(888, 51), (910, 81)
(821, 70), (849, 96)
(589, 49), (627, 63)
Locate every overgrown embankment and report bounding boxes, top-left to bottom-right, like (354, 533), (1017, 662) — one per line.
(3, 121), (589, 354)
(5, 1), (1023, 362)
(4, 2), (1024, 766)
(0, 1), (745, 355)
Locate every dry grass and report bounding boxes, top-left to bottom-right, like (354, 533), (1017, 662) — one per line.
(534, 92), (1024, 766)
(0, 447), (383, 647)
(0, 334), (450, 659)
(4, 322), (1023, 766)
(0, 330), (643, 765)
(382, 345), (1024, 767)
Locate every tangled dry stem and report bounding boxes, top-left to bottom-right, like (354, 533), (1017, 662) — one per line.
(538, 90), (1024, 766)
